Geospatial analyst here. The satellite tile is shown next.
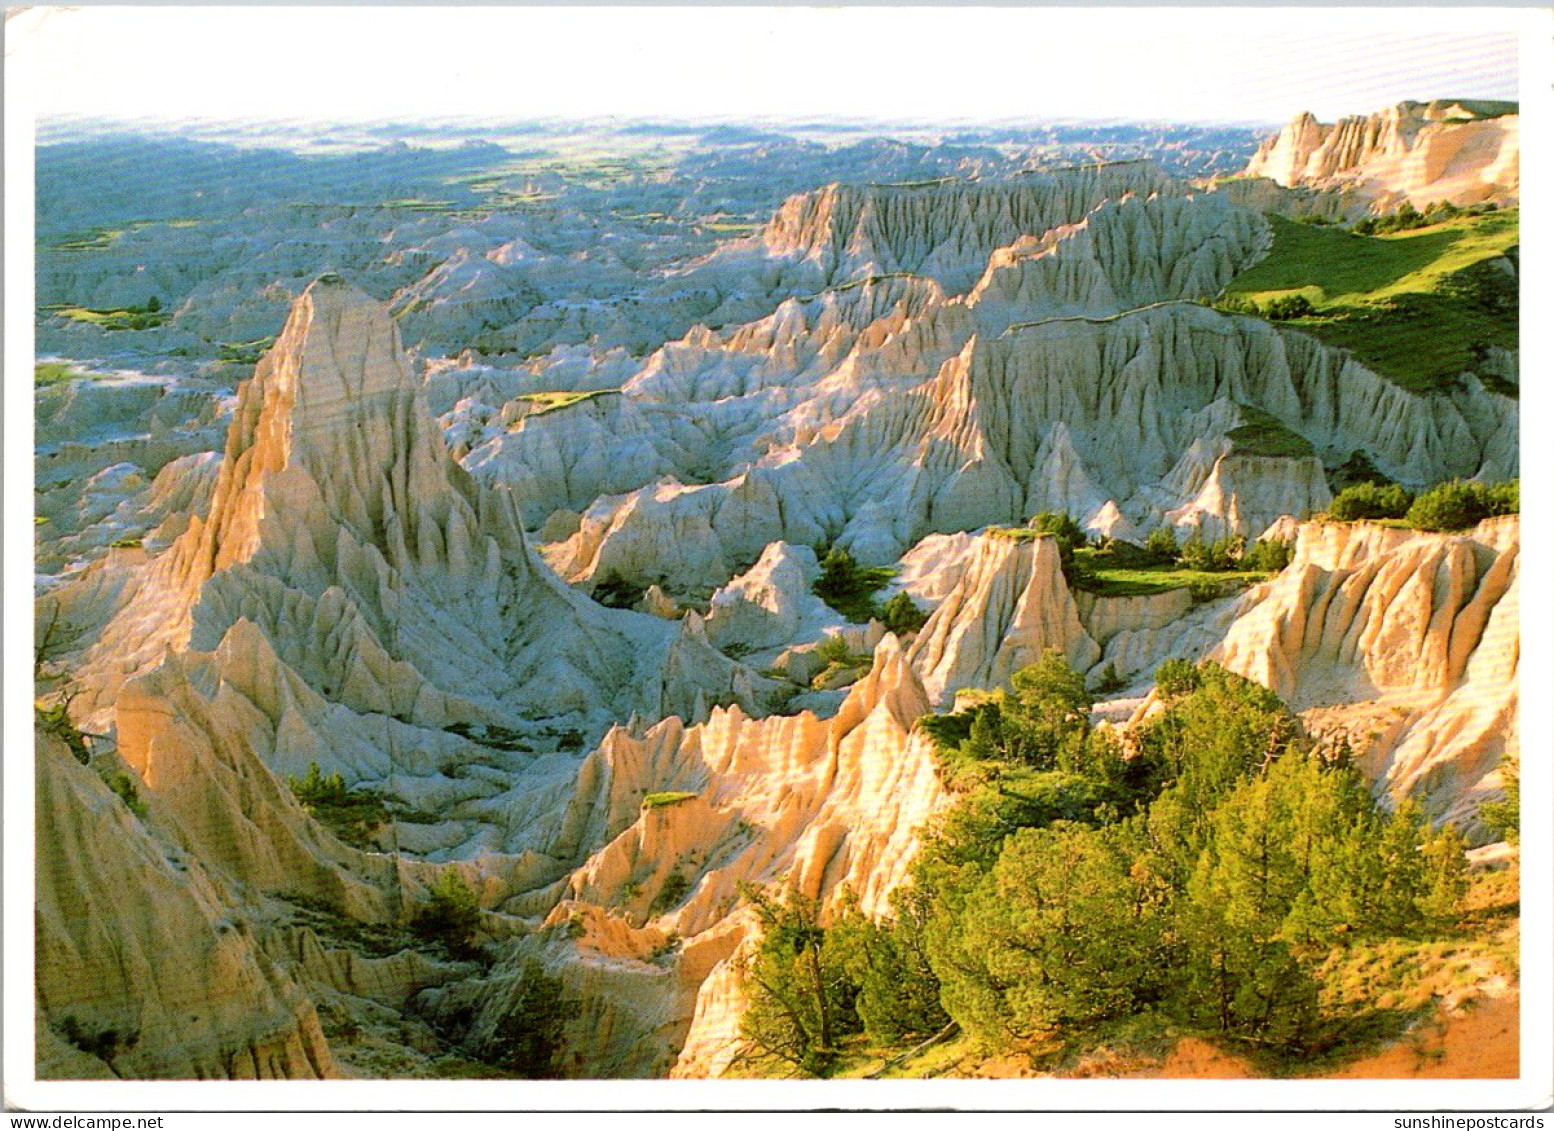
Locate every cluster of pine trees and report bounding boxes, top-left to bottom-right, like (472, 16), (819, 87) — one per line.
(736, 655), (1467, 1076)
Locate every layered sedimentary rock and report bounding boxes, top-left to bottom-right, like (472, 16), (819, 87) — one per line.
(42, 280), (784, 996)
(758, 162), (1179, 293)
(907, 532), (1100, 704)
(35, 732), (334, 1080)
(425, 635), (947, 1077)
(702, 541), (841, 656)
(35, 125), (1521, 1084)
(519, 174), (1508, 597)
(1243, 100), (1520, 208)
(70, 277), (720, 747)
(1210, 516), (1518, 831)
(963, 192), (1268, 322)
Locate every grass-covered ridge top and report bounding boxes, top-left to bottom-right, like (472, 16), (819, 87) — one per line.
(510, 388), (620, 419)
(1221, 209), (1518, 394)
(35, 362), (93, 388)
(1225, 406), (1315, 459)
(642, 791), (698, 810)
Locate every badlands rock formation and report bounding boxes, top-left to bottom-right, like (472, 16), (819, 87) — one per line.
(485, 177), (1508, 599)
(1242, 100), (1520, 210)
(754, 162), (1180, 293)
(907, 532), (1099, 706)
(34, 115), (1520, 1081)
(535, 635), (944, 1077)
(35, 731), (334, 1080)
(1210, 516), (1518, 832)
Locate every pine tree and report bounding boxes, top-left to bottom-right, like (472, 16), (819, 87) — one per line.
(736, 886), (862, 1076)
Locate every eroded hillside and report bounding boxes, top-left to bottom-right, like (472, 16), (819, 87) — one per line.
(33, 112), (1520, 1081)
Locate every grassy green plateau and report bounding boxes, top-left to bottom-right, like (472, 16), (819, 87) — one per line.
(1224, 210), (1518, 393)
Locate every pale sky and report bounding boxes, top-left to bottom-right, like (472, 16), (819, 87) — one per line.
(6, 6), (1525, 127)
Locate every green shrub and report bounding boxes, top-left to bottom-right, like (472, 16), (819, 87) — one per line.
(1219, 293), (1317, 321)
(592, 572), (647, 609)
(642, 791), (697, 810)
(1153, 658), (1201, 699)
(1354, 200), (1463, 237)
(1405, 479), (1518, 532)
(649, 870), (692, 918)
(105, 771), (148, 819)
(840, 887), (950, 1047)
(1179, 535), (1240, 572)
(1330, 450), (1393, 494)
(911, 659), (1466, 1056)
(1029, 512), (1087, 559)
(1479, 754), (1519, 844)
(813, 547), (894, 622)
(58, 1015), (138, 1063)
(1328, 481), (1413, 522)
(413, 871), (483, 959)
(877, 591), (928, 637)
(36, 700), (90, 764)
(482, 961), (579, 1077)
(1215, 294), (1259, 316)
(1263, 293), (1316, 320)
(1143, 526), (1179, 563)
(287, 761), (390, 849)
(736, 886), (859, 1076)
(1241, 538), (1294, 572)
(1186, 577), (1226, 603)
(1487, 479), (1519, 515)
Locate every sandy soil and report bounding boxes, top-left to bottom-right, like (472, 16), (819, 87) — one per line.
(1144, 995), (1519, 1079)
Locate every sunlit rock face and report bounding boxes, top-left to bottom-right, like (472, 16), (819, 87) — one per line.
(34, 110), (1519, 1081)
(1243, 100), (1520, 209)
(1208, 516), (1518, 834)
(35, 731), (335, 1081)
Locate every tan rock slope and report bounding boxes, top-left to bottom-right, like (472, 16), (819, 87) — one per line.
(1210, 516), (1518, 832)
(34, 280), (780, 1079)
(35, 731), (334, 1080)
(34, 134), (1519, 1080)
(1242, 100), (1519, 209)
(907, 531), (1099, 706)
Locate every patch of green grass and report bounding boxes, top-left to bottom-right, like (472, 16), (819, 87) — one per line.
(510, 388), (620, 420)
(1069, 544), (1272, 599)
(1224, 211), (1518, 393)
(1229, 210), (1518, 305)
(1065, 543), (1273, 599)
(381, 198), (458, 212)
(1077, 568), (1269, 599)
(108, 538), (142, 550)
(57, 305), (170, 332)
(34, 362), (91, 388)
(642, 791), (698, 810)
(987, 526), (1048, 542)
(1226, 407), (1315, 459)
(51, 228), (123, 252)
(217, 336), (276, 365)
